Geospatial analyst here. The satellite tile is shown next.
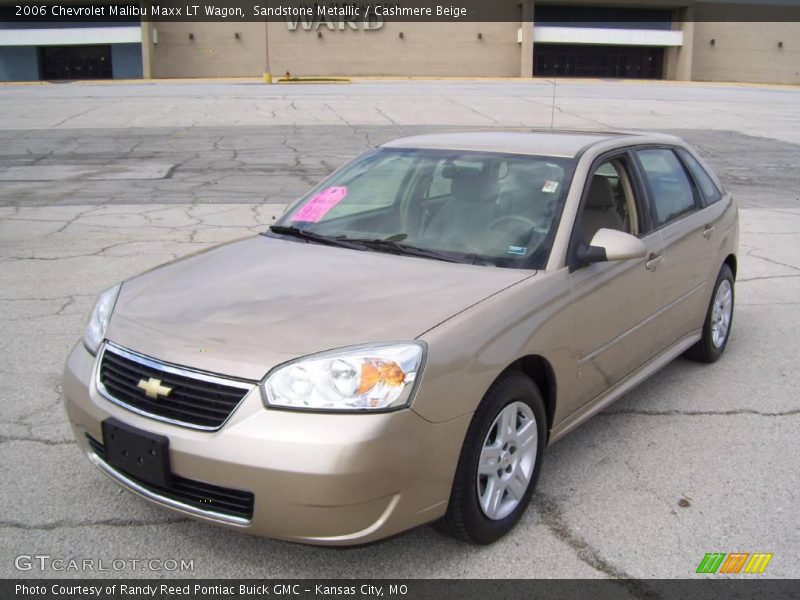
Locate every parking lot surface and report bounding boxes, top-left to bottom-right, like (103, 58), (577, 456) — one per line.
(0, 79), (798, 580)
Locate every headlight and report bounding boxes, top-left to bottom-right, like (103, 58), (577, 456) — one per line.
(262, 343), (425, 412)
(83, 283), (121, 355)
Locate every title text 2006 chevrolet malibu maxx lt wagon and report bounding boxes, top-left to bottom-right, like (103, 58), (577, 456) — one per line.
(63, 131), (738, 545)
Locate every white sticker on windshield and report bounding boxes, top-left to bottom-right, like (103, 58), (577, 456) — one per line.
(542, 181), (559, 193)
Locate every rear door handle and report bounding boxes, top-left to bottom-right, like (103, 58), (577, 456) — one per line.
(702, 224), (715, 239)
(645, 252), (664, 271)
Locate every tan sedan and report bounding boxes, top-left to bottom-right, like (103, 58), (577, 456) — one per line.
(62, 131), (738, 545)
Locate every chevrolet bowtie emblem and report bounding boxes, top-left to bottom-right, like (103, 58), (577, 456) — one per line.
(137, 377), (173, 400)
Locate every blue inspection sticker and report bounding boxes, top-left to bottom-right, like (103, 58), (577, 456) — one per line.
(506, 246), (527, 256)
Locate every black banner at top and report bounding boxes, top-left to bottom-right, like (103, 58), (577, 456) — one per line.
(2, 0), (800, 23)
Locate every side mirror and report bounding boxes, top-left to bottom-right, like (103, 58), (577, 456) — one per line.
(576, 229), (648, 264)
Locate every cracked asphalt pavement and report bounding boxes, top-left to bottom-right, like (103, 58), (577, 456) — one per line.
(0, 80), (798, 580)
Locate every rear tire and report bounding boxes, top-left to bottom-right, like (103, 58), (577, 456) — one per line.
(435, 371), (546, 544)
(685, 264), (734, 363)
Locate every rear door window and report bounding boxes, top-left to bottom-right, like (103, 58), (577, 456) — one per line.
(636, 148), (697, 227)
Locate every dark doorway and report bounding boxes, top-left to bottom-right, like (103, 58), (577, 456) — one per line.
(534, 44), (664, 79)
(38, 45), (113, 80)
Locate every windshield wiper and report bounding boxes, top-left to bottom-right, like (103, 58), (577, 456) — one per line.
(267, 226), (363, 250)
(269, 227), (478, 264)
(344, 237), (468, 264)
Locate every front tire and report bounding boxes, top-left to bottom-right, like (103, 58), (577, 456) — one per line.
(436, 372), (546, 544)
(685, 264), (735, 363)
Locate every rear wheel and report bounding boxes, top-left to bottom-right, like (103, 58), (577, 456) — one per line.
(436, 372), (546, 544)
(685, 264), (734, 363)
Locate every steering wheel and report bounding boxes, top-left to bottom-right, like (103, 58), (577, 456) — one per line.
(488, 215), (539, 233)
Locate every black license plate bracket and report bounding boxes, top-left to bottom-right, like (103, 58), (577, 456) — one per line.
(102, 418), (172, 488)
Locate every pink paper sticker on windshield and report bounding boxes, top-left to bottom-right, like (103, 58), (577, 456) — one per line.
(291, 186), (348, 222)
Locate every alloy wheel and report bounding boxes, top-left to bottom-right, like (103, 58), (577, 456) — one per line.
(711, 279), (733, 348)
(476, 401), (538, 521)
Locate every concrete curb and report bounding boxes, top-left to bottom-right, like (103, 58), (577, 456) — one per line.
(1, 77), (798, 90)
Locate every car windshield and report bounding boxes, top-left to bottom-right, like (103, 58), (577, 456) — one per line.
(271, 148), (576, 269)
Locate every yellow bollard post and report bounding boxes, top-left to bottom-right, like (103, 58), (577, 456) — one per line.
(263, 71), (272, 85)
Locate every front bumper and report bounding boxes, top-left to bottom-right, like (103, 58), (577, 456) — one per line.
(62, 342), (470, 545)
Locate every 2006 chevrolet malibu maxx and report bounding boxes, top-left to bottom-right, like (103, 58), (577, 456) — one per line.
(63, 131), (738, 545)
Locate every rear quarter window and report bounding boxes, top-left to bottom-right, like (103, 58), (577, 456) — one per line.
(677, 148), (723, 205)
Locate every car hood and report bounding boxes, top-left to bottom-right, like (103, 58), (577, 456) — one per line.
(106, 236), (534, 380)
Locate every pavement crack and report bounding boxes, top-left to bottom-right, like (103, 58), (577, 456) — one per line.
(55, 296), (77, 316)
(533, 494), (659, 598)
(0, 294), (86, 302)
(374, 107), (406, 133)
(50, 105), (98, 129)
(323, 103), (352, 127)
(0, 518), (193, 531)
(738, 301), (800, 305)
(744, 249), (800, 273)
(53, 206), (98, 234)
(0, 435), (73, 446)
(448, 98), (500, 125)
(762, 208), (800, 218)
(738, 274), (800, 283)
(601, 408), (800, 417)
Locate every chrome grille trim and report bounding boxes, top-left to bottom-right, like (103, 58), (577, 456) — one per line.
(95, 341), (256, 431)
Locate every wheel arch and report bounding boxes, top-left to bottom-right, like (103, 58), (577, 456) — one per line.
(723, 253), (737, 279)
(502, 354), (557, 443)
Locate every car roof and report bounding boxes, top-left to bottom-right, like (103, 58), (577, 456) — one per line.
(381, 130), (683, 158)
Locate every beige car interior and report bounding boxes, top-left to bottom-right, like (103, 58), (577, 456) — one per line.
(425, 165), (500, 242)
(582, 159), (639, 243)
(422, 160), (564, 256)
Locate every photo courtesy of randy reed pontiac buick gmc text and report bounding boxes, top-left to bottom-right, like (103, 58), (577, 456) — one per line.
(62, 130), (738, 545)
(16, 583), (337, 597)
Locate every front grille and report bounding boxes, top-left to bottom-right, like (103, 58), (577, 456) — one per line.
(87, 434), (254, 520)
(98, 343), (253, 430)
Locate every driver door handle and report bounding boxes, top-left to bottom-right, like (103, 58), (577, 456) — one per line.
(703, 224), (715, 240)
(645, 252), (664, 271)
